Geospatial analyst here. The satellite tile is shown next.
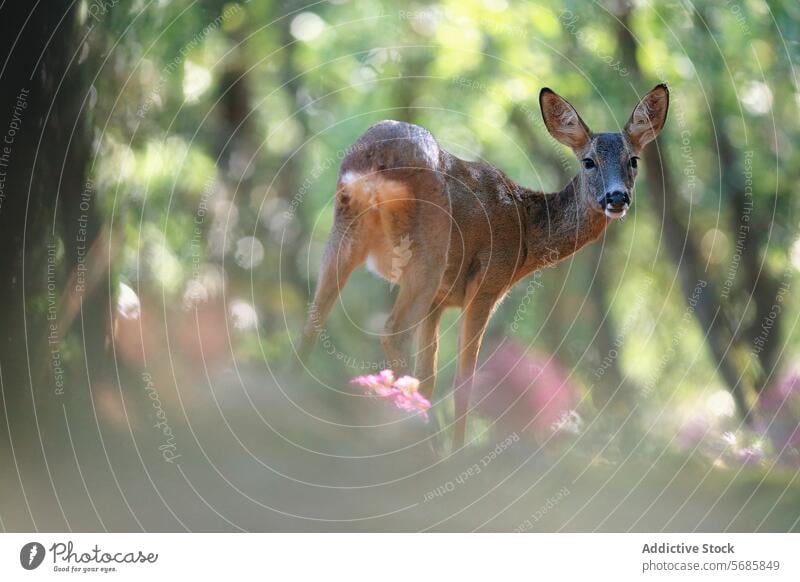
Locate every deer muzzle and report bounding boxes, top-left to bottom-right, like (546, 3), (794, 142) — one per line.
(603, 190), (630, 218)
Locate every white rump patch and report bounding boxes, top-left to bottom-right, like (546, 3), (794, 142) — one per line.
(340, 170), (362, 187)
(340, 170), (381, 206)
(339, 171), (408, 210)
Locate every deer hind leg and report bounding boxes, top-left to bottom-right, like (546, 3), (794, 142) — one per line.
(381, 255), (444, 377)
(452, 293), (496, 450)
(415, 303), (444, 400)
(299, 217), (366, 362)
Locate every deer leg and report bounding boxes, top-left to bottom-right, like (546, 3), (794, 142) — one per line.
(381, 262), (442, 376)
(452, 294), (495, 450)
(415, 303), (444, 400)
(300, 226), (364, 361)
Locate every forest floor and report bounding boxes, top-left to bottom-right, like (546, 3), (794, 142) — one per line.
(1, 365), (798, 532)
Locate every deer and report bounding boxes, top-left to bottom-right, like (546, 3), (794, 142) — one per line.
(300, 84), (669, 449)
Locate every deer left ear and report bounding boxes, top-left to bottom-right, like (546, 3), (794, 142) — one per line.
(624, 84), (669, 151)
(540, 88), (592, 151)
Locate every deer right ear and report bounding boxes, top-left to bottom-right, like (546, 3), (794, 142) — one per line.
(539, 88), (592, 151)
(624, 84), (669, 151)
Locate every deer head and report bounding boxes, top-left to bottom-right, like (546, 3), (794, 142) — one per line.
(540, 84), (669, 219)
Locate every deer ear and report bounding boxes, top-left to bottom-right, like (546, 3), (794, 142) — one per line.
(539, 88), (592, 151)
(624, 84), (669, 151)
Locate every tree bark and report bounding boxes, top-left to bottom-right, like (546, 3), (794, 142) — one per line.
(613, 5), (752, 420)
(0, 2), (96, 436)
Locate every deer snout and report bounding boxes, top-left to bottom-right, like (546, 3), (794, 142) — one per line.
(603, 190), (630, 218)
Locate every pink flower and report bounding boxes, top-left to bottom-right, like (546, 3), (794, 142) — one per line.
(735, 444), (764, 465)
(394, 375), (420, 395)
(394, 391), (432, 415)
(351, 370), (395, 391)
(351, 370), (431, 421)
(473, 342), (578, 437)
(758, 366), (800, 461)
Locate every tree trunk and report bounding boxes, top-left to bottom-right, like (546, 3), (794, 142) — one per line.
(0, 2), (97, 529)
(0, 1), (97, 433)
(613, 5), (752, 420)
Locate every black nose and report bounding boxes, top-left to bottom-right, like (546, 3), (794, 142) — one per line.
(604, 190), (630, 210)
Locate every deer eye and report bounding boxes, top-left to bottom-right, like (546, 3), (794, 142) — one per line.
(630, 156), (639, 169)
(582, 158), (596, 170)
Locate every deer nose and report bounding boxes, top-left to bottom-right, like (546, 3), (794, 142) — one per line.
(604, 190), (630, 211)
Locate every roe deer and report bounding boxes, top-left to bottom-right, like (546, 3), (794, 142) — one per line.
(301, 84), (669, 448)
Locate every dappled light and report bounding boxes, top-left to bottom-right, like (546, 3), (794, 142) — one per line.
(0, 0), (798, 536)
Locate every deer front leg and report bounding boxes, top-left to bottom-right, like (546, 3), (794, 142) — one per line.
(452, 294), (495, 450)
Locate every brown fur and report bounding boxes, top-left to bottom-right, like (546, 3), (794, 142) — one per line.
(300, 86), (669, 449)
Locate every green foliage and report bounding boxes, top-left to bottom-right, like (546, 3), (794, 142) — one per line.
(88, 0), (799, 433)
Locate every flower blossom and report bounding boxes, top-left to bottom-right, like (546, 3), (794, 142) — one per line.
(351, 370), (431, 420)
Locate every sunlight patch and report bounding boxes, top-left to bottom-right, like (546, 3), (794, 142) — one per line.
(290, 12), (325, 42)
(183, 61), (212, 103)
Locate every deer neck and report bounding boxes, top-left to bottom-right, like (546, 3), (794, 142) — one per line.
(519, 176), (610, 274)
